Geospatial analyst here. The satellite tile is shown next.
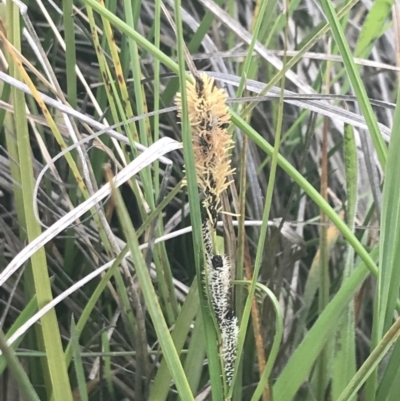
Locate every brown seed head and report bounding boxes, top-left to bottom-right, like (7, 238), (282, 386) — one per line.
(175, 73), (234, 224)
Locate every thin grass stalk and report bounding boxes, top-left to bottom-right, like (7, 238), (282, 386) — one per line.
(372, 8), (400, 400)
(84, 5), (126, 138)
(235, 135), (248, 319)
(160, 0), (226, 106)
(2, 37), (25, 238)
(101, 332), (115, 401)
(62, 0), (77, 109)
(334, 0), (393, 101)
(4, 3), (73, 399)
(331, 123), (358, 400)
(0, 297), (37, 374)
(146, 0), (179, 325)
(228, 29), (287, 399)
(0, 328), (41, 401)
(153, 0), (161, 197)
(261, 0), (287, 46)
(183, 312), (206, 391)
(234, 0), (271, 100)
(117, 0), (160, 214)
(370, 70), (400, 401)
(337, 314), (400, 401)
(231, 129), (248, 401)
(98, 0), (139, 143)
(121, 0), (152, 148)
(318, 0), (387, 170)
(82, 10), (129, 183)
(249, 283), (283, 401)
(70, 318), (89, 401)
(232, 1), (271, 395)
(84, 5), (131, 166)
(316, 44), (331, 400)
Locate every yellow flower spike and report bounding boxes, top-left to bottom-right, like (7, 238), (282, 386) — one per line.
(175, 73), (234, 225)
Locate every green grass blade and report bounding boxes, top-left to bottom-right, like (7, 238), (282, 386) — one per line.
(293, 224), (341, 349)
(234, 0), (271, 100)
(6, 4), (73, 399)
(366, 85), (400, 401)
(354, 0), (393, 58)
(318, 0), (387, 170)
(122, 0), (151, 148)
(249, 283), (283, 401)
(71, 317), (89, 401)
(62, 0), (77, 109)
(81, 0), (178, 74)
(0, 328), (41, 401)
(0, 297), (37, 374)
(376, 86), (400, 339)
(336, 315), (400, 401)
(273, 247), (378, 401)
(343, 124), (358, 233)
(101, 323), (116, 401)
(63, 248), (127, 368)
(109, 169), (194, 401)
(332, 123), (358, 401)
(183, 312), (207, 393)
(149, 282), (200, 401)
(376, 340), (400, 401)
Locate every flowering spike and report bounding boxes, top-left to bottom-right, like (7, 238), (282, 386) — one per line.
(176, 73), (238, 387)
(175, 73), (234, 226)
(221, 309), (239, 385)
